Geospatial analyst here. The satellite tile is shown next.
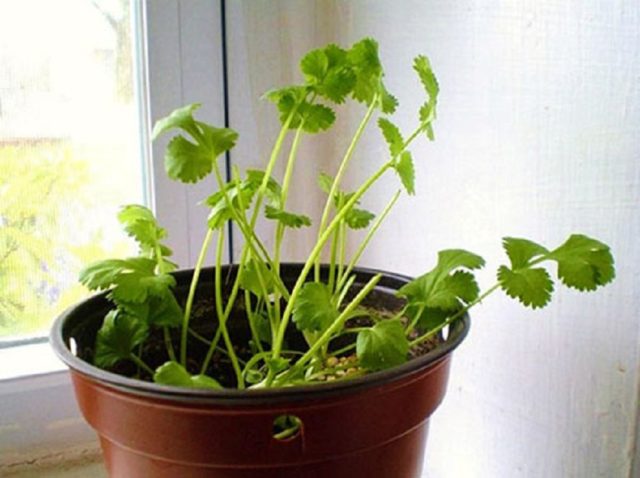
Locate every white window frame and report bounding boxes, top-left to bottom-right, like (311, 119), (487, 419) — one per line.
(0, 0), (229, 464)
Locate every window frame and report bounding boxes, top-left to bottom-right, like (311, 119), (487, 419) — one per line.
(0, 0), (228, 463)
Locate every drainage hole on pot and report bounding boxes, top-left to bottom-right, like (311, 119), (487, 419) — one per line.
(272, 414), (302, 441)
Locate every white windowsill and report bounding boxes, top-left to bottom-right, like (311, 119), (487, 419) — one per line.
(0, 342), (65, 381)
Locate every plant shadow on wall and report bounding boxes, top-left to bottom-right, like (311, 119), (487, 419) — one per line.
(51, 38), (614, 478)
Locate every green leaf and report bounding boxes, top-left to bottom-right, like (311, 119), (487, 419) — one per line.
(548, 234), (615, 291)
(414, 55), (439, 138)
(153, 361), (222, 390)
(498, 266), (554, 309)
(245, 169), (282, 207)
(419, 101), (437, 126)
(300, 44), (356, 104)
(395, 151), (415, 195)
(345, 207), (375, 229)
(379, 82), (399, 114)
(94, 310), (149, 368)
(146, 290), (182, 327)
(165, 125), (237, 183)
(427, 271), (480, 311)
(406, 306), (450, 332)
(317, 172), (334, 194)
(265, 206), (312, 229)
(265, 357), (291, 375)
(264, 86), (308, 128)
(348, 38), (383, 106)
(79, 257), (176, 305)
(299, 103), (336, 133)
(502, 237), (549, 269)
(378, 118), (404, 157)
(153, 104), (238, 183)
(413, 55), (439, 103)
(79, 257), (156, 291)
(239, 259), (274, 296)
(206, 179), (256, 229)
(292, 282), (337, 332)
(151, 103), (201, 140)
(356, 319), (409, 371)
(397, 249), (484, 320)
(437, 249), (486, 272)
(118, 205), (165, 244)
(110, 272), (176, 304)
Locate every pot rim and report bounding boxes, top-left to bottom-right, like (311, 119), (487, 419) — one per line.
(50, 263), (470, 405)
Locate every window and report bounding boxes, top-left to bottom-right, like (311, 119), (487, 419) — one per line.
(1, 0), (227, 461)
(0, 0), (145, 345)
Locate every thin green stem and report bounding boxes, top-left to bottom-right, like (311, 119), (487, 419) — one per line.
(271, 274), (382, 386)
(163, 328), (176, 362)
(405, 304), (426, 336)
(328, 225), (340, 292)
(271, 161), (393, 364)
(315, 97), (379, 281)
(336, 190), (401, 292)
(129, 354), (154, 376)
(244, 290), (265, 355)
(249, 110), (297, 229)
(213, 228), (245, 389)
(409, 283), (501, 347)
(337, 221), (347, 290)
(180, 227), (215, 366)
(274, 125), (305, 269)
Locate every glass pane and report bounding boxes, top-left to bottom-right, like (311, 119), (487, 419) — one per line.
(0, 0), (145, 339)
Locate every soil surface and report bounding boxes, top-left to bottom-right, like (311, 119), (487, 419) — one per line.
(78, 283), (442, 388)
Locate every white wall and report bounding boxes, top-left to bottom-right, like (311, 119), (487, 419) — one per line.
(227, 1), (640, 476)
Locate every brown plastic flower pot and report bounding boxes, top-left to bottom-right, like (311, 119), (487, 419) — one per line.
(51, 264), (469, 478)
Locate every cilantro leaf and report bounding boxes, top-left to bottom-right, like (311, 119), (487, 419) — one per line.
(356, 319), (409, 371)
(153, 361), (222, 390)
(348, 38), (386, 107)
(413, 55), (439, 139)
(498, 266), (554, 309)
(292, 282), (337, 332)
(413, 55), (439, 103)
(548, 234), (615, 291)
(427, 271), (480, 311)
(245, 169), (282, 207)
(300, 44), (356, 103)
(118, 205), (166, 247)
(502, 237), (549, 269)
(264, 86), (312, 130)
(394, 151), (415, 195)
(94, 310), (149, 368)
(379, 82), (399, 114)
(117, 205), (173, 270)
(317, 172), (333, 194)
(345, 208), (376, 229)
(265, 205), (312, 229)
(397, 249), (484, 328)
(151, 103), (201, 140)
(239, 259), (275, 296)
(298, 102), (336, 133)
(206, 179), (256, 229)
(79, 257), (156, 291)
(79, 257), (176, 305)
(110, 272), (176, 304)
(405, 306), (450, 332)
(378, 118), (404, 157)
(152, 104), (238, 183)
(145, 290), (182, 327)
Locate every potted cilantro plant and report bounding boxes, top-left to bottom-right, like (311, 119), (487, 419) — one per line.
(51, 38), (614, 478)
